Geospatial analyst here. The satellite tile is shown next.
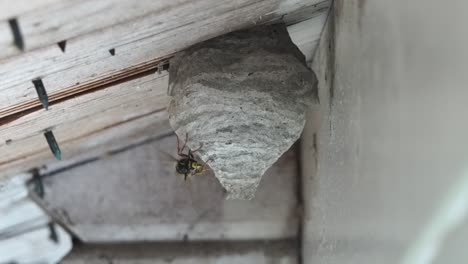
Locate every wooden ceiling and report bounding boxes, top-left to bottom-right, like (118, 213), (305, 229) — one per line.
(0, 0), (330, 180)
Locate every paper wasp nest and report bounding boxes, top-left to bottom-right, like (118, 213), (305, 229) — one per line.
(167, 24), (318, 199)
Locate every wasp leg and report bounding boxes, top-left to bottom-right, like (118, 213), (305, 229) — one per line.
(176, 133), (182, 154)
(179, 133), (189, 154)
(191, 142), (204, 154)
(188, 150), (195, 160)
(176, 133), (189, 154)
(192, 169), (204, 176)
(192, 168), (208, 176)
(176, 133), (180, 153)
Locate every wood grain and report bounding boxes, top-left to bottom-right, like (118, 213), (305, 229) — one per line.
(0, 73), (171, 180)
(0, 0), (61, 21)
(0, 0), (329, 120)
(0, 174), (72, 263)
(0, 0), (330, 57)
(62, 241), (297, 263)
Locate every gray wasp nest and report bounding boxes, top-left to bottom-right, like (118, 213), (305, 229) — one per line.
(167, 24), (318, 199)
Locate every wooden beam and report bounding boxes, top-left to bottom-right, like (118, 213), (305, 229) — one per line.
(2, 1), (192, 55)
(0, 0), (329, 57)
(0, 0), (61, 21)
(0, 0), (329, 120)
(0, 73), (171, 179)
(62, 241), (297, 263)
(287, 11), (328, 62)
(0, 174), (72, 263)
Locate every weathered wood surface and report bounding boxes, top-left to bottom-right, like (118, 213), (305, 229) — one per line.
(0, 0), (330, 55)
(0, 15), (327, 181)
(0, 0), (328, 57)
(0, 1), (192, 56)
(0, 174), (72, 263)
(37, 136), (299, 241)
(0, 0), (61, 21)
(287, 12), (327, 62)
(62, 240), (297, 263)
(0, 73), (171, 180)
(0, 0), (329, 120)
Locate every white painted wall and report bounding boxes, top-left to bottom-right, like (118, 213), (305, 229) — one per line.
(302, 0), (468, 263)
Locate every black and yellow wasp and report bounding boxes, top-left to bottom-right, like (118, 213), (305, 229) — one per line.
(164, 133), (210, 181)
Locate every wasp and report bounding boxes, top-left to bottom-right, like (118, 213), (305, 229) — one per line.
(164, 133), (210, 181)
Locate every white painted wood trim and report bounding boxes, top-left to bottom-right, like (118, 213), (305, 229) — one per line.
(0, 174), (72, 263)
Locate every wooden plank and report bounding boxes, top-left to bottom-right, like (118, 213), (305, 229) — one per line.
(0, 174), (72, 263)
(0, 21), (18, 57)
(277, 0), (330, 25)
(0, 225), (72, 263)
(0, 0), (329, 120)
(0, 73), (171, 180)
(0, 0), (330, 58)
(0, 15), (327, 181)
(287, 10), (328, 61)
(0, 1), (193, 57)
(0, 0), (61, 21)
(62, 240), (297, 264)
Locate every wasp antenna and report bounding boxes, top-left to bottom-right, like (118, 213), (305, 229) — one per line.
(176, 133), (180, 153)
(180, 133), (189, 153)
